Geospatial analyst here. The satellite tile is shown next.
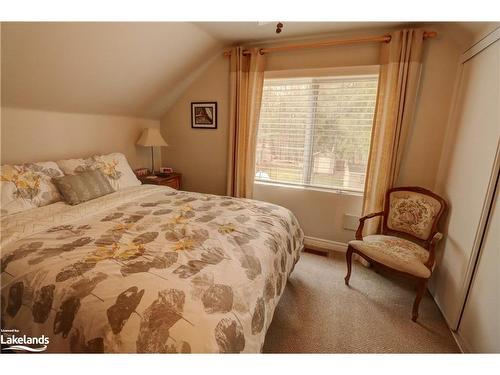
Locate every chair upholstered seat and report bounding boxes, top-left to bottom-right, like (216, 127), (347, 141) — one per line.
(348, 235), (431, 278)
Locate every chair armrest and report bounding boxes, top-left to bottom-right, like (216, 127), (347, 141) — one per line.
(355, 211), (384, 240)
(430, 232), (443, 245)
(425, 232), (444, 269)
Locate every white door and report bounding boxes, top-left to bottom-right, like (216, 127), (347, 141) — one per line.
(430, 38), (500, 329)
(458, 182), (499, 352)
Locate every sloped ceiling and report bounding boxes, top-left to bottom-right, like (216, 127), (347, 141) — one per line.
(1, 22), (222, 119)
(2, 22), (497, 120)
(1, 22), (410, 120)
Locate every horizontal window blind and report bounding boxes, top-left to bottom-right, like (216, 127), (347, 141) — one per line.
(255, 73), (379, 192)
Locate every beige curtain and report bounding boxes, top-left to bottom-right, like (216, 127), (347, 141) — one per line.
(362, 29), (425, 235)
(226, 47), (266, 198)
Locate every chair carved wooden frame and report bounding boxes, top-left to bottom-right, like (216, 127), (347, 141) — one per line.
(344, 186), (447, 322)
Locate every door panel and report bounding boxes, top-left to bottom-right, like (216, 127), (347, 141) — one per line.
(458, 183), (499, 352)
(430, 40), (499, 329)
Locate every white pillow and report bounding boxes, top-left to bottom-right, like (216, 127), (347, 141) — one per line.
(92, 153), (140, 191)
(1, 161), (64, 216)
(56, 153), (140, 191)
(56, 157), (96, 175)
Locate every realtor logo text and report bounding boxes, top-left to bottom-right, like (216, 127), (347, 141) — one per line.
(1, 328), (49, 352)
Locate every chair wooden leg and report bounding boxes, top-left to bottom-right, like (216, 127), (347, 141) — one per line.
(344, 246), (354, 285)
(412, 279), (428, 322)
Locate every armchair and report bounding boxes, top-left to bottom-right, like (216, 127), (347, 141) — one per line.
(344, 186), (447, 322)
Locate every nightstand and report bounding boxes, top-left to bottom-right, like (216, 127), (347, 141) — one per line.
(138, 172), (182, 190)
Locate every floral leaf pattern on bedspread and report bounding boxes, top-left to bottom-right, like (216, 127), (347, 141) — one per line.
(0, 185), (303, 353)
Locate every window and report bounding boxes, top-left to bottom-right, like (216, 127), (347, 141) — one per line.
(255, 67), (379, 193)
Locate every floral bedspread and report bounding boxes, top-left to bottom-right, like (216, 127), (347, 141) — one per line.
(0, 185), (303, 353)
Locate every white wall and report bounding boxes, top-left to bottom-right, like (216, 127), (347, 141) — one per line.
(254, 183), (362, 244)
(396, 25), (464, 188)
(160, 54), (230, 195)
(1, 107), (161, 169)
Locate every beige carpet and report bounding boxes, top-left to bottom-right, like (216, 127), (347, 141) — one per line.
(263, 252), (459, 353)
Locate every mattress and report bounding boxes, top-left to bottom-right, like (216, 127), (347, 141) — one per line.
(0, 185), (303, 353)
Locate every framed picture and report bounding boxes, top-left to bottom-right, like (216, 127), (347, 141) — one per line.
(191, 102), (217, 129)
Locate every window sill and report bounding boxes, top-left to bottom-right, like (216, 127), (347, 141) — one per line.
(253, 180), (364, 197)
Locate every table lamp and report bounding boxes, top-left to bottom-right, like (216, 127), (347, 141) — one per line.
(136, 127), (168, 175)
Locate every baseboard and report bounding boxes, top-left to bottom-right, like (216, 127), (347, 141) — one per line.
(303, 236), (348, 254)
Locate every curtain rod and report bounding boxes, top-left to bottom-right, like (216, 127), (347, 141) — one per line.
(223, 31), (437, 57)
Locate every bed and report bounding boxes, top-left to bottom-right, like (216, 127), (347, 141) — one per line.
(1, 184), (304, 353)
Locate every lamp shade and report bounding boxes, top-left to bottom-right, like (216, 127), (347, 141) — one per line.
(136, 128), (168, 147)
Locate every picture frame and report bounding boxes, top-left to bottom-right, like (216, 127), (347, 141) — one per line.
(191, 102), (217, 129)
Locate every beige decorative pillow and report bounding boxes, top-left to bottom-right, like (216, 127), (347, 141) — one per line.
(1, 161), (64, 216)
(57, 153), (140, 191)
(53, 170), (115, 205)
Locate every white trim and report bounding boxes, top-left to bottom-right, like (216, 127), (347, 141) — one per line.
(264, 65), (380, 79)
(461, 27), (500, 64)
(304, 236), (348, 253)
